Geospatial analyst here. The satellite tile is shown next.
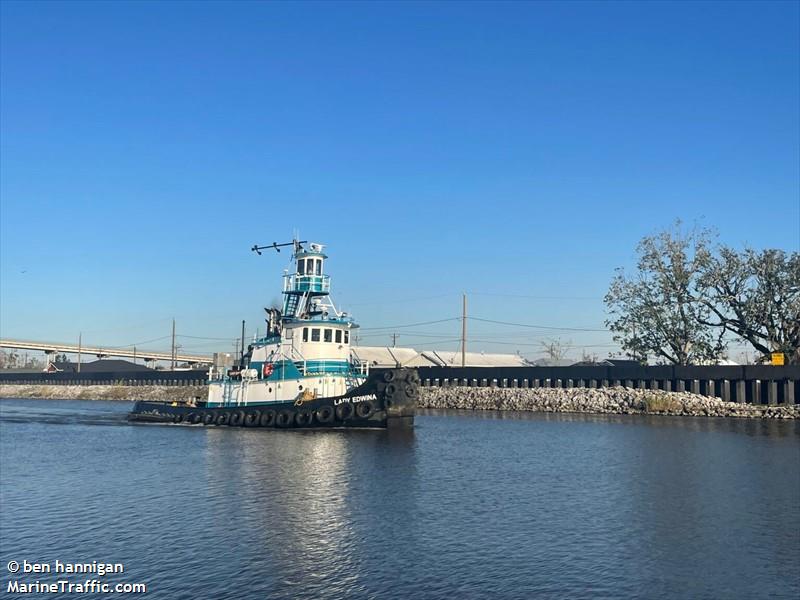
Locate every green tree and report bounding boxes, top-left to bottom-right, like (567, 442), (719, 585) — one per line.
(699, 247), (800, 364)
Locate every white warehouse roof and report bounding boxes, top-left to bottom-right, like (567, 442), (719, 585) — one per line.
(421, 350), (529, 367)
(350, 347), (529, 368)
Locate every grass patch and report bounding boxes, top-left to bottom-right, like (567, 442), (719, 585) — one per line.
(642, 394), (682, 413)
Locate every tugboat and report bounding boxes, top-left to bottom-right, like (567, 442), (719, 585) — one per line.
(129, 240), (417, 429)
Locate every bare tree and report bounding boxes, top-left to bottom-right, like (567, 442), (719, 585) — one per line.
(580, 349), (599, 363)
(540, 338), (572, 361)
(604, 222), (726, 365)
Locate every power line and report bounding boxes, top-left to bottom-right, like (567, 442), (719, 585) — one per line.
(177, 334), (238, 341)
(469, 338), (620, 348)
(357, 332), (457, 339)
(106, 335), (173, 349)
(359, 317), (461, 331)
(468, 316), (607, 332)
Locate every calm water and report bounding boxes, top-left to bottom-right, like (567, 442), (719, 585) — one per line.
(1, 399), (798, 599)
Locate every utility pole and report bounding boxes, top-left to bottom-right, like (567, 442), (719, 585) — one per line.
(77, 332), (82, 374)
(133, 346), (137, 365)
(461, 293), (467, 368)
(171, 318), (176, 370)
(391, 333), (398, 348)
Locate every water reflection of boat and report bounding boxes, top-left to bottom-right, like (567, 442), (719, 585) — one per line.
(199, 425), (419, 594)
(129, 239), (417, 430)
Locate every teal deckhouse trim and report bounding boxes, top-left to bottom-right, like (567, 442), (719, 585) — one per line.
(260, 359), (303, 381)
(302, 360), (351, 375)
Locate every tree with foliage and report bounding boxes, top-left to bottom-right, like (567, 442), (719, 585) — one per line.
(699, 247), (800, 364)
(604, 223), (726, 365)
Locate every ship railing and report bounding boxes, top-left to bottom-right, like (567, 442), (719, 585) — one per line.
(283, 274), (331, 293)
(350, 358), (370, 377)
(286, 346), (308, 376)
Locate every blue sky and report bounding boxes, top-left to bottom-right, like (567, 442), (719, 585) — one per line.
(1, 0), (798, 360)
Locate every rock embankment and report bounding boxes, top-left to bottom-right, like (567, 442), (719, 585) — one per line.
(419, 386), (799, 419)
(0, 384), (206, 402)
(2, 384), (797, 419)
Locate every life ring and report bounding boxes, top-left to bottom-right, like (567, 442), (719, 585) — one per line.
(315, 405), (334, 424)
(335, 402), (353, 421)
(259, 410), (276, 427)
(244, 411), (261, 427)
(355, 401), (374, 419)
(295, 410), (313, 427)
(173, 413), (184, 424)
(276, 410), (295, 428)
(383, 370), (396, 383)
(215, 412), (229, 426)
(189, 412), (201, 425)
(230, 411), (245, 426)
(202, 412), (214, 425)
(262, 363), (274, 378)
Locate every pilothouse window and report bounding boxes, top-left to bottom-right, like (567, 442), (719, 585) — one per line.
(297, 259), (305, 275)
(303, 328), (308, 342)
(324, 329), (332, 342)
(315, 260), (321, 275)
(344, 331), (349, 343)
(311, 328), (320, 342)
(335, 330), (342, 343)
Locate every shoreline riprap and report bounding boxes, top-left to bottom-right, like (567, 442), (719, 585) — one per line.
(0, 384), (205, 402)
(418, 386), (798, 419)
(1, 384), (796, 419)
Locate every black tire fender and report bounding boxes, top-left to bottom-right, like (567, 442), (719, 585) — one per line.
(202, 412), (214, 425)
(296, 410), (313, 427)
(277, 410), (295, 428)
(189, 412), (201, 425)
(315, 405), (335, 424)
(230, 411), (245, 427)
(405, 371), (420, 384)
(173, 413), (184, 424)
(259, 410), (276, 427)
(382, 370), (396, 383)
(244, 411), (261, 427)
(215, 412), (229, 426)
(335, 402), (353, 421)
(355, 401), (374, 419)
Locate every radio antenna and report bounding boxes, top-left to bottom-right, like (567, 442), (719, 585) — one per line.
(251, 240), (308, 255)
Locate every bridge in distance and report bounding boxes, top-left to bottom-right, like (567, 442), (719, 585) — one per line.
(0, 339), (213, 366)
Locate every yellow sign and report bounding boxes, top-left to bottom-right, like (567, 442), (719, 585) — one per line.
(771, 353), (785, 366)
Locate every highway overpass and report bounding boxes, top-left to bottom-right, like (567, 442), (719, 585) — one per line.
(0, 338), (212, 366)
